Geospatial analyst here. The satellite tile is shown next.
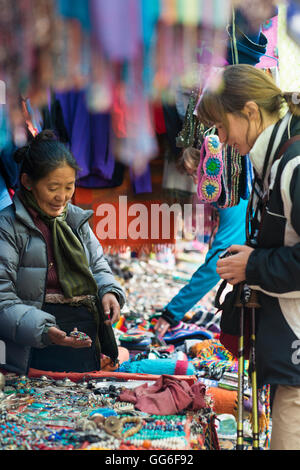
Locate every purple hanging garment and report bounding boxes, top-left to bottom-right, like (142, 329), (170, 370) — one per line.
(90, 0), (142, 61)
(130, 166), (152, 194)
(55, 89), (152, 191)
(55, 89), (117, 188)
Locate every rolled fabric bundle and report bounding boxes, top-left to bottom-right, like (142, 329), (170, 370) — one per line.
(118, 358), (196, 376)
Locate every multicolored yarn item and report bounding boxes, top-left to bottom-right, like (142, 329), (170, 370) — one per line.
(261, 384), (271, 449)
(197, 135), (223, 203)
(114, 316), (128, 332)
(189, 339), (238, 375)
(163, 322), (213, 345)
(119, 332), (152, 352)
(217, 144), (244, 208)
(243, 394), (268, 435)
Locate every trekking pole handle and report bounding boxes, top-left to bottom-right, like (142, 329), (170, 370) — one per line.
(244, 287), (260, 309)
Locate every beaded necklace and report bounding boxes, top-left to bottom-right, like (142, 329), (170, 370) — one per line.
(0, 375), (219, 450)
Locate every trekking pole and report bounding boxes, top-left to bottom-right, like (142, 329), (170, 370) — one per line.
(246, 288), (260, 450)
(234, 282), (249, 450)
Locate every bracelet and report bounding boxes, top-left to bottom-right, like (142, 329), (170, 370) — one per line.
(103, 416), (143, 440)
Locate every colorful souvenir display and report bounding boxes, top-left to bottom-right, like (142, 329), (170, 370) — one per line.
(0, 249), (272, 451)
(0, 373), (219, 450)
(197, 135), (223, 203)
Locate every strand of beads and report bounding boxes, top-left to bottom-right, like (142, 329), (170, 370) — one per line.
(121, 414), (188, 450)
(126, 436), (189, 450)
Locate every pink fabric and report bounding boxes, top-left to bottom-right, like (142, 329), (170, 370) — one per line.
(174, 360), (188, 376)
(118, 375), (206, 415)
(258, 16), (278, 69)
(190, 382), (207, 411)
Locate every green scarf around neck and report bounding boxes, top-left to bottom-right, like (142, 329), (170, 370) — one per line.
(22, 189), (98, 299)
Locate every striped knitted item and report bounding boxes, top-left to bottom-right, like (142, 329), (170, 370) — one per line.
(163, 321), (213, 344)
(185, 306), (221, 333)
(217, 145), (244, 208)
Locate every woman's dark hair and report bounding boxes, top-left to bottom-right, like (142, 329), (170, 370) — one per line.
(14, 129), (80, 184)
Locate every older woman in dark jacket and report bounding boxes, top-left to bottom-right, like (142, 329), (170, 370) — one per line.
(0, 130), (125, 375)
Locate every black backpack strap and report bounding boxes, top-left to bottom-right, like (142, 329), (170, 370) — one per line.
(275, 134), (300, 162)
(261, 118), (283, 184)
(214, 279), (229, 310)
(246, 128), (300, 247)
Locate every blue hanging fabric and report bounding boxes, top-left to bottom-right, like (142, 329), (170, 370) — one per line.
(0, 107), (19, 209)
(56, 0), (91, 31)
(226, 8), (267, 66)
(141, 0), (161, 94)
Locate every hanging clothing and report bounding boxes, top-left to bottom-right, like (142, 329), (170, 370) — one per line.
(55, 89), (119, 188)
(162, 103), (184, 158)
(90, 0), (141, 62)
(259, 15), (278, 69)
(55, 89), (152, 192)
(0, 173), (12, 211)
(0, 109), (19, 209)
(226, 8), (268, 66)
(41, 92), (70, 143)
(56, 0), (91, 32)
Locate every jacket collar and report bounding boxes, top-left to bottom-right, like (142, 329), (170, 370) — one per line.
(66, 203), (93, 231)
(249, 110), (291, 184)
(14, 193), (93, 232)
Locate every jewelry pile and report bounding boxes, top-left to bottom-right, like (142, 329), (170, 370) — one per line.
(0, 373), (219, 450)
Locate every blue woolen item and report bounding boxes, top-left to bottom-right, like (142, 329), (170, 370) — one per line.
(163, 327), (213, 345)
(227, 25), (267, 66)
(89, 408), (118, 417)
(118, 358), (196, 375)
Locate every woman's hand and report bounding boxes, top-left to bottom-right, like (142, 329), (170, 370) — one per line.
(102, 293), (120, 325)
(47, 326), (92, 348)
(153, 317), (171, 337)
(216, 244), (254, 285)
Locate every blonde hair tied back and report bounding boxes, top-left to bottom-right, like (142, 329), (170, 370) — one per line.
(197, 64), (300, 131)
(281, 91), (300, 117)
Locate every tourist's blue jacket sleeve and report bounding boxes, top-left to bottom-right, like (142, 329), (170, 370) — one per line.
(163, 198), (248, 324)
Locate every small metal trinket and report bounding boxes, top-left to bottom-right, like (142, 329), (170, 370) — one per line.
(69, 328), (90, 341)
(0, 373), (5, 391)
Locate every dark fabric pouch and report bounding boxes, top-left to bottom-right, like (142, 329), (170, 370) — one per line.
(30, 303), (101, 372)
(215, 280), (250, 358)
(96, 296), (119, 364)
